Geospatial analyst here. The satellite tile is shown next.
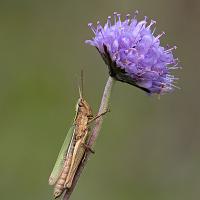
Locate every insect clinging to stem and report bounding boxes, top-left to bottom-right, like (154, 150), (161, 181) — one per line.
(49, 71), (109, 198)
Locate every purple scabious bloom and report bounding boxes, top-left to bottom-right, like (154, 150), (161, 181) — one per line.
(86, 11), (179, 94)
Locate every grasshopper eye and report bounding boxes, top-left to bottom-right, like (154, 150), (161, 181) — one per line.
(76, 103), (81, 111)
(78, 103), (83, 108)
(79, 100), (84, 107)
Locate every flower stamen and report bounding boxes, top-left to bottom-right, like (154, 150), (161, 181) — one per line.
(155, 31), (165, 41)
(147, 20), (156, 30)
(165, 46), (177, 53)
(88, 23), (96, 34)
(133, 10), (139, 19)
(125, 14), (130, 25)
(107, 16), (111, 27)
(113, 12), (117, 25)
(117, 13), (122, 27)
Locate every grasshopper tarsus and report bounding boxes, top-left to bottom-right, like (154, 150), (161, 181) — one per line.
(106, 108), (111, 113)
(82, 143), (95, 154)
(89, 148), (95, 154)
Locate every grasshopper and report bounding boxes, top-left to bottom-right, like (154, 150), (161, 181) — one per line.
(49, 74), (108, 198)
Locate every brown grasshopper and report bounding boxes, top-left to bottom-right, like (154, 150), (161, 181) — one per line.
(50, 75), (108, 198)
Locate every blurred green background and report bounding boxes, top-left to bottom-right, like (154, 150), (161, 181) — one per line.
(0, 0), (199, 199)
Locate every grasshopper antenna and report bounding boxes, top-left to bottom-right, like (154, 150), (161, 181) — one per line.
(78, 70), (84, 99)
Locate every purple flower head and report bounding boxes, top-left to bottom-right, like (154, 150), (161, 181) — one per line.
(86, 11), (180, 94)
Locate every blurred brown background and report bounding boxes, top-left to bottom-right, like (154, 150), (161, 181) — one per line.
(0, 0), (199, 199)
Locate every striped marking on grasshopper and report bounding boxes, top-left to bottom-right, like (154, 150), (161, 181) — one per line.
(63, 101), (109, 189)
(49, 73), (85, 186)
(64, 97), (93, 189)
(49, 72), (109, 199)
(53, 96), (93, 198)
(48, 93), (81, 186)
(50, 72), (93, 198)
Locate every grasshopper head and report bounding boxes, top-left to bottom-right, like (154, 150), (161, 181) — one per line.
(76, 98), (93, 117)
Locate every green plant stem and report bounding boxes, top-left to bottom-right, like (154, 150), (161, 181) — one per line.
(63, 76), (115, 200)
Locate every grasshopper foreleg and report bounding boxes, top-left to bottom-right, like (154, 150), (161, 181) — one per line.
(88, 108), (110, 124)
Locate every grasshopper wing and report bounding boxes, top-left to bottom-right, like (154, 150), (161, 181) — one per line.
(49, 125), (75, 185)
